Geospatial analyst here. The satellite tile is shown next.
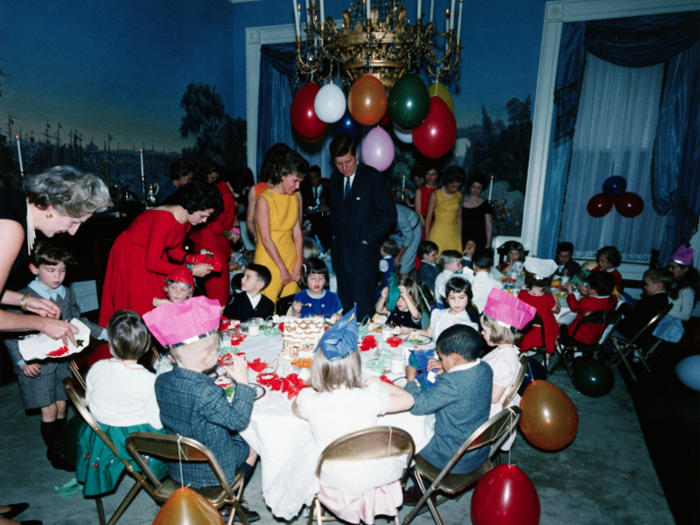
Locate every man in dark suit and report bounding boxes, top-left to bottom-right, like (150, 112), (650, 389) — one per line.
(329, 135), (397, 320)
(300, 165), (332, 249)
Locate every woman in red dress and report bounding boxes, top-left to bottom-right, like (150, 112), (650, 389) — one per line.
(190, 162), (237, 306)
(413, 165), (440, 235)
(98, 181), (223, 325)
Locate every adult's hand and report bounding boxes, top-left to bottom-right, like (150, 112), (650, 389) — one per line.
(24, 296), (61, 319)
(192, 263), (214, 277)
(280, 266), (293, 285)
(22, 363), (42, 378)
(291, 260), (303, 282)
(42, 318), (79, 346)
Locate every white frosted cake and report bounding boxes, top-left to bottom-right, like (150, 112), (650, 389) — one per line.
(282, 318), (325, 360)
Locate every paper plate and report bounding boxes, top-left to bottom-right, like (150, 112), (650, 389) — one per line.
(404, 333), (431, 346)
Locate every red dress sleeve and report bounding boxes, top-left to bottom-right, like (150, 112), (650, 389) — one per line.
(145, 213), (186, 275)
(208, 182), (236, 236)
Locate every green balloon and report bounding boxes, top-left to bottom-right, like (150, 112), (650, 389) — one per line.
(388, 74), (430, 130)
(571, 359), (615, 397)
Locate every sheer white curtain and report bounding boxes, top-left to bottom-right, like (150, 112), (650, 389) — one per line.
(559, 52), (667, 261)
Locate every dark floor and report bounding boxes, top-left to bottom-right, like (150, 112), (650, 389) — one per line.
(617, 317), (700, 525)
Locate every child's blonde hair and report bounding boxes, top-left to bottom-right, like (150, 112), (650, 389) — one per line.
(169, 333), (219, 367)
(480, 313), (525, 345)
(309, 350), (362, 392)
(397, 277), (420, 308)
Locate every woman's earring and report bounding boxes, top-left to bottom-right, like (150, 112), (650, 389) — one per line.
(46, 211), (55, 219)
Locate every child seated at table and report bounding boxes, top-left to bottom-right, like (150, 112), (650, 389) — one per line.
(76, 310), (167, 496)
(152, 267), (194, 308)
(401, 324), (493, 503)
(480, 289), (537, 450)
(470, 248), (503, 313)
(591, 245), (624, 293)
(434, 250), (473, 307)
(145, 296), (260, 522)
(264, 307), (414, 521)
(499, 241), (525, 276)
(404, 277), (478, 342)
(519, 258), (560, 356)
(561, 271), (617, 346)
(375, 278), (422, 329)
(418, 241), (440, 292)
(616, 269), (672, 339)
(462, 240), (477, 271)
(554, 241), (582, 279)
(292, 257), (342, 319)
(223, 263), (275, 322)
(376, 239), (399, 299)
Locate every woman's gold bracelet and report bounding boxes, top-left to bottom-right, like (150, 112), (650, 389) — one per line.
(20, 294), (31, 312)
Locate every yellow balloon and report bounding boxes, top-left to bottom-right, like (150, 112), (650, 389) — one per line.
(428, 82), (454, 113)
(152, 487), (224, 525)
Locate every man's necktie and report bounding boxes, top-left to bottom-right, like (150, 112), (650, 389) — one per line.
(344, 179), (351, 201)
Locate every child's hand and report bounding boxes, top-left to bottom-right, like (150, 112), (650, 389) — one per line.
(153, 297), (169, 308)
(22, 363), (41, 378)
(331, 312), (342, 322)
(398, 285), (408, 297)
(405, 365), (417, 382)
(426, 358), (444, 375)
(565, 283), (574, 294)
(578, 284), (588, 296)
(223, 354), (249, 385)
(292, 301), (302, 314)
(380, 287), (389, 299)
(398, 326), (411, 335)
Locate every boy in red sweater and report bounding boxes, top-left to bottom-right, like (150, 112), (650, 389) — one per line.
(560, 271), (617, 345)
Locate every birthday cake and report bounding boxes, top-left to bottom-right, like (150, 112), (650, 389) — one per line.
(281, 318), (325, 360)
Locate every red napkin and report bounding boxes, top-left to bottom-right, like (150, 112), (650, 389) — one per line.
(248, 358), (267, 373)
(360, 335), (377, 352)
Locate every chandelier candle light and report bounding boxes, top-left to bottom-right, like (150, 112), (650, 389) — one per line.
(15, 135), (24, 178)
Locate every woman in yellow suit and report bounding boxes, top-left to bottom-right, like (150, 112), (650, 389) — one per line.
(425, 166), (466, 255)
(254, 149), (308, 304)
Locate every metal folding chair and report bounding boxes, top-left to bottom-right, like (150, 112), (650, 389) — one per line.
(421, 283), (438, 311)
(126, 432), (249, 525)
(308, 426), (415, 525)
(69, 359), (86, 390)
(403, 407), (522, 525)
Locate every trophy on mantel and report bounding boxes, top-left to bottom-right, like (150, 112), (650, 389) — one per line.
(145, 182), (160, 207)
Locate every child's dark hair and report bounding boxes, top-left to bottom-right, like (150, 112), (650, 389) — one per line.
(445, 276), (473, 302)
(418, 241), (438, 257)
(381, 239), (400, 257)
(439, 250), (462, 270)
(596, 246), (621, 267)
(505, 241), (524, 260)
(246, 263), (272, 289)
(303, 257), (330, 289)
(670, 264), (700, 300)
(436, 324), (481, 361)
(643, 269), (674, 291)
(472, 248), (494, 270)
(557, 242), (574, 255)
(587, 271), (616, 296)
(524, 271), (553, 291)
(30, 241), (75, 267)
(107, 310), (151, 360)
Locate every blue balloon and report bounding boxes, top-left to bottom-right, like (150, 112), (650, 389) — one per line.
(602, 176), (627, 197)
(518, 357), (548, 396)
(331, 110), (363, 140)
(676, 355), (700, 392)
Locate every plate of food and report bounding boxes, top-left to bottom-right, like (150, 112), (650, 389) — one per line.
(404, 332), (431, 346)
(249, 382), (266, 401)
(215, 376), (266, 402)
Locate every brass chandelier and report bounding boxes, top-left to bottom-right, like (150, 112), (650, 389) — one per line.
(292, 0), (463, 88)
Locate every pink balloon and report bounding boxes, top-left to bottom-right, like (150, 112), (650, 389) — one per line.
(362, 127), (395, 172)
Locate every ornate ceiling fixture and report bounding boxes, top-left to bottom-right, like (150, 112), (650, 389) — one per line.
(292, 0), (464, 88)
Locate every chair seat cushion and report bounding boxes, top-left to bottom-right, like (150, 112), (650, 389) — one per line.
(414, 456), (494, 494)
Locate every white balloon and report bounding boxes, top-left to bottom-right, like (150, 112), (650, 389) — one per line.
(314, 83), (346, 124)
(393, 122), (413, 144)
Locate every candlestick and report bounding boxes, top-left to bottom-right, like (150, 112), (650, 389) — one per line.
(445, 9), (449, 50)
(402, 174), (406, 190)
(367, 0), (371, 21)
(417, 0), (422, 22)
(15, 135), (24, 177)
(429, 0), (434, 23)
(320, 0), (325, 22)
(450, 0), (456, 30)
(488, 175), (493, 201)
(140, 149), (146, 202)
(457, 0), (463, 41)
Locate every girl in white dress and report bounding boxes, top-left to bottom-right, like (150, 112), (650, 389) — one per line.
(264, 307), (413, 522)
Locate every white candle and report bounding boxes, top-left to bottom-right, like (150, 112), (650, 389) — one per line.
(488, 175), (493, 201)
(445, 9), (449, 49)
(320, 0), (325, 23)
(417, 0), (422, 22)
(292, 0), (300, 37)
(15, 136), (23, 176)
(402, 174), (406, 190)
(366, 0), (371, 21)
(305, 0), (310, 26)
(450, 0), (456, 29)
(429, 0), (434, 23)
(457, 0), (463, 41)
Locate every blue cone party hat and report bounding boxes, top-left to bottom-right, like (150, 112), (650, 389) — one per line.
(315, 305), (358, 361)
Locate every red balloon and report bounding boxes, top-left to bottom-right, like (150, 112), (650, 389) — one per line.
(614, 192), (644, 218)
(519, 380), (578, 451)
(290, 82), (328, 140)
(472, 465), (541, 525)
(378, 110), (391, 127)
(587, 193), (613, 218)
(412, 96), (457, 159)
(348, 74), (388, 126)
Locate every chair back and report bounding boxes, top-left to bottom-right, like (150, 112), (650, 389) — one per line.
(125, 432), (235, 500)
(277, 294), (295, 317)
(315, 426), (415, 481)
(502, 354), (528, 409)
(569, 309), (622, 344)
(69, 359), (86, 390)
(421, 283), (438, 310)
(624, 303), (673, 346)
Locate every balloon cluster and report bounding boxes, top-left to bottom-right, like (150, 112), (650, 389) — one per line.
(587, 176), (644, 218)
(289, 75), (459, 172)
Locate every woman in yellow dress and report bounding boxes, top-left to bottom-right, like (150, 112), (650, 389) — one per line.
(425, 166), (466, 255)
(254, 149), (308, 304)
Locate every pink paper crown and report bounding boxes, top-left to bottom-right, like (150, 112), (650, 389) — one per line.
(484, 288), (537, 331)
(671, 245), (694, 266)
(143, 296), (220, 348)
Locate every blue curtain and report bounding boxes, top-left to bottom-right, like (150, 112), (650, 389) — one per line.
(537, 11), (700, 258)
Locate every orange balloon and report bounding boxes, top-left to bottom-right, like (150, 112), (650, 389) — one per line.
(519, 380), (578, 451)
(348, 74), (388, 126)
(152, 487), (224, 525)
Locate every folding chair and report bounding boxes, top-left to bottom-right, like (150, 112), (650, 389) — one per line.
(521, 314), (549, 369)
(69, 359), (86, 390)
(63, 378), (157, 525)
(555, 309), (622, 377)
(308, 426), (415, 525)
(403, 407), (522, 525)
(421, 283), (438, 311)
(606, 303), (673, 381)
(492, 356), (527, 465)
(126, 432), (249, 525)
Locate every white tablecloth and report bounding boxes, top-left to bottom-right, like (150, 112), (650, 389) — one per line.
(232, 332), (434, 494)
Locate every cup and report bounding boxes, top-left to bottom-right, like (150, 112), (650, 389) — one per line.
(382, 325), (392, 342)
(391, 349), (405, 374)
(248, 320), (260, 337)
